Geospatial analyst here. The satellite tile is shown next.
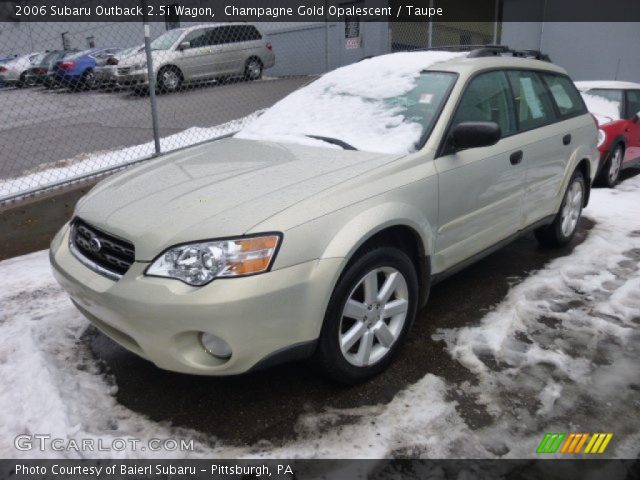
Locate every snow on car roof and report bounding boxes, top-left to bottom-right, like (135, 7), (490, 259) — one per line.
(575, 80), (640, 91)
(236, 51), (466, 154)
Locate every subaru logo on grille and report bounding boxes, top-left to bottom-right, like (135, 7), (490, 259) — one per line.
(88, 234), (102, 253)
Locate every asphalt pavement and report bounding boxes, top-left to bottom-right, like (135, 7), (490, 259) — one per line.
(0, 77), (309, 180)
(87, 217), (595, 446)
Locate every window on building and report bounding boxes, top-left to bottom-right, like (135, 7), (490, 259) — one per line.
(86, 36), (95, 48)
(343, 2), (362, 49)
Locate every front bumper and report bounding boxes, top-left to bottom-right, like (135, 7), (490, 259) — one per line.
(115, 69), (148, 87)
(50, 224), (341, 375)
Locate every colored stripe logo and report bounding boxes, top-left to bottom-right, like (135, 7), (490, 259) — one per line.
(537, 433), (613, 454)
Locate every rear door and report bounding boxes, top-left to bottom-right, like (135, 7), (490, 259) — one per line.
(624, 90), (640, 163)
(507, 70), (567, 226)
(434, 70), (524, 271)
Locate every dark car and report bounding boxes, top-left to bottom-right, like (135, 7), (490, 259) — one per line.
(25, 50), (78, 87)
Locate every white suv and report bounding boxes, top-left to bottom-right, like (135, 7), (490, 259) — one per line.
(51, 47), (599, 383)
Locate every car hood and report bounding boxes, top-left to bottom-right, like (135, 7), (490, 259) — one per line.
(76, 137), (400, 260)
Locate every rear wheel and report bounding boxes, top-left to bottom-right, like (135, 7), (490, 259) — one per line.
(82, 69), (96, 90)
(315, 247), (418, 384)
(535, 170), (585, 247)
(244, 58), (263, 81)
(597, 145), (623, 188)
(15, 72), (27, 88)
(157, 66), (182, 93)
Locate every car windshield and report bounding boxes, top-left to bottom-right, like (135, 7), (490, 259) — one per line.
(151, 29), (185, 50)
(118, 45), (144, 58)
(236, 52), (461, 154)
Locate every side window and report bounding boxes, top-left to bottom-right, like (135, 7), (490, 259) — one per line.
(451, 71), (517, 138)
(507, 71), (557, 131)
(542, 73), (587, 117)
(184, 29), (208, 48)
(625, 90), (640, 119)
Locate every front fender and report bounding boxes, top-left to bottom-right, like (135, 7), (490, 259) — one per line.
(320, 202), (434, 262)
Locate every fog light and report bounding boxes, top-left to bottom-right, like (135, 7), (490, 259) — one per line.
(199, 332), (232, 359)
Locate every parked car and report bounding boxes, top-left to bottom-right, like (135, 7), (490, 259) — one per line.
(50, 47), (122, 90)
(0, 52), (46, 87)
(25, 50), (78, 86)
(94, 45), (144, 89)
(115, 23), (275, 93)
(575, 81), (640, 187)
(0, 55), (17, 87)
(51, 47), (598, 383)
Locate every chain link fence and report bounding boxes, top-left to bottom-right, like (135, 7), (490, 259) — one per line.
(0, 20), (498, 204)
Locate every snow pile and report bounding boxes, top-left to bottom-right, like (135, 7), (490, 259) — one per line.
(580, 92), (620, 125)
(434, 174), (640, 457)
(236, 51), (464, 154)
(1, 173), (639, 459)
(0, 112), (262, 200)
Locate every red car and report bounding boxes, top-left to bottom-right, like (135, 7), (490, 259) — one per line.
(576, 81), (640, 187)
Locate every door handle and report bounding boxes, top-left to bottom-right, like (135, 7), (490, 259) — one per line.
(563, 134), (572, 145)
(510, 150), (523, 165)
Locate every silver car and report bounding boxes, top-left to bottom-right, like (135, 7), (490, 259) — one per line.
(51, 48), (598, 383)
(0, 52), (45, 87)
(115, 23), (275, 92)
(94, 45), (144, 88)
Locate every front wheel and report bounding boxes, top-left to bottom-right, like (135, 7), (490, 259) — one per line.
(157, 67), (182, 93)
(314, 247), (419, 384)
(535, 170), (585, 247)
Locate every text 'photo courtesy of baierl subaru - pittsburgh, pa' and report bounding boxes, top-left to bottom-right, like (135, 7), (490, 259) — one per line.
(1, 0), (640, 478)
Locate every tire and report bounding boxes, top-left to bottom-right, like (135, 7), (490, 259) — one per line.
(314, 246), (419, 384)
(82, 69), (96, 90)
(244, 58), (263, 81)
(534, 170), (586, 247)
(596, 144), (623, 188)
(15, 72), (26, 88)
(157, 66), (182, 93)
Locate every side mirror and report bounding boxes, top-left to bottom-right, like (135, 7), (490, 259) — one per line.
(451, 121), (501, 151)
(177, 41), (190, 51)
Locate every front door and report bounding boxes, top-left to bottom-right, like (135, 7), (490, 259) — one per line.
(434, 70), (524, 272)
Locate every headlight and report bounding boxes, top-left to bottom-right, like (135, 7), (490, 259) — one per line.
(597, 129), (606, 147)
(145, 234), (281, 286)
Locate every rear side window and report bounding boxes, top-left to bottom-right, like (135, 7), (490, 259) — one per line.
(625, 90), (640, 119)
(507, 70), (557, 131)
(452, 71), (517, 137)
(230, 25), (262, 42)
(542, 73), (587, 117)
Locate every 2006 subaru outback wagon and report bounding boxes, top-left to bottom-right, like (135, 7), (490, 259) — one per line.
(51, 47), (599, 383)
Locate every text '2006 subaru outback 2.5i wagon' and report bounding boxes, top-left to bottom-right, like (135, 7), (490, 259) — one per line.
(51, 46), (599, 384)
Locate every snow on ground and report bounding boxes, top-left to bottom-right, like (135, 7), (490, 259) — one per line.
(236, 51), (465, 154)
(0, 112), (261, 200)
(1, 173), (639, 459)
(580, 92), (621, 124)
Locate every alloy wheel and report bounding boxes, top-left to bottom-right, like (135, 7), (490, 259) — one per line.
(162, 70), (180, 91)
(609, 147), (622, 184)
(339, 267), (409, 367)
(560, 178), (583, 237)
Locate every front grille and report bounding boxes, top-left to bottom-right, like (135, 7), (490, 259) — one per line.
(70, 218), (135, 280)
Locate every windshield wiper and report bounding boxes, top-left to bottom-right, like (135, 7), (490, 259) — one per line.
(305, 135), (358, 151)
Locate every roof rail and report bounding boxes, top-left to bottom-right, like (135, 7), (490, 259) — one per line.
(407, 44), (551, 62)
